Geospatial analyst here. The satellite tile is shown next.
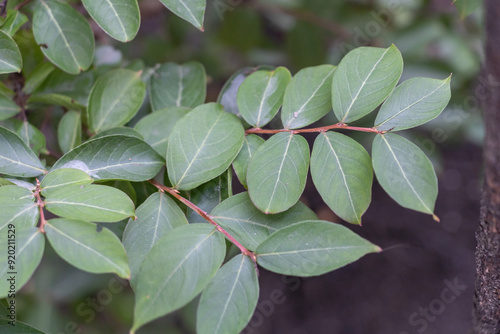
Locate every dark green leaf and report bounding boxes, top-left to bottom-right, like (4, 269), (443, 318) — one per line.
(14, 120), (47, 156)
(45, 184), (135, 222)
(34, 68), (94, 105)
(27, 93), (86, 111)
(159, 0), (206, 30)
(247, 132), (310, 214)
(52, 135), (164, 182)
(0, 318), (45, 333)
(33, 0), (95, 74)
(132, 224), (225, 332)
(211, 192), (317, 250)
(310, 132), (372, 224)
(281, 65), (336, 129)
(45, 218), (130, 278)
(22, 62), (56, 94)
(197, 255), (259, 334)
(167, 103), (244, 190)
(57, 111), (81, 154)
(0, 94), (20, 121)
(332, 45), (403, 123)
(1, 10), (28, 36)
(40, 168), (93, 197)
(256, 220), (380, 276)
(0, 30), (21, 74)
(232, 134), (264, 189)
(372, 133), (438, 219)
(91, 127), (143, 140)
(0, 186), (38, 232)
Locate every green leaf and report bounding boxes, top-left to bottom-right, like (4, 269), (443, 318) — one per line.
(453, 0), (481, 18)
(82, 0), (140, 42)
(34, 68), (94, 105)
(91, 127), (143, 140)
(22, 62), (56, 94)
(372, 133), (438, 219)
(256, 220), (380, 276)
(332, 45), (403, 123)
(310, 132), (372, 225)
(132, 224), (225, 332)
(123, 192), (188, 283)
(45, 184), (135, 222)
(1, 10), (28, 37)
(0, 126), (46, 177)
(0, 186), (38, 232)
(40, 168), (93, 197)
(232, 134), (264, 189)
(0, 94), (20, 121)
(0, 30), (22, 74)
(57, 111), (81, 154)
(45, 218), (130, 278)
(167, 103), (244, 190)
(134, 107), (190, 156)
(27, 93), (86, 111)
(52, 135), (164, 182)
(159, 0), (206, 30)
(247, 132), (310, 214)
(281, 65), (336, 129)
(197, 255), (259, 334)
(14, 120), (47, 156)
(148, 62), (206, 111)
(374, 76), (452, 131)
(0, 178), (15, 186)
(186, 170), (232, 224)
(0, 228), (45, 299)
(33, 0), (95, 74)
(211, 192), (317, 250)
(0, 318), (45, 333)
(88, 69), (145, 133)
(237, 67), (291, 127)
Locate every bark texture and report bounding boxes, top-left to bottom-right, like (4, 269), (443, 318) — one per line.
(474, 0), (500, 332)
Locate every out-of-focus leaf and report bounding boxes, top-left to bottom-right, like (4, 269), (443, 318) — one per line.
(0, 94), (20, 121)
(27, 93), (86, 111)
(57, 111), (81, 154)
(0, 30), (22, 74)
(23, 62), (56, 94)
(1, 10), (28, 36)
(232, 134), (264, 189)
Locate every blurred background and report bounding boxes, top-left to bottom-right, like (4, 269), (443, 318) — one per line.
(9, 0), (484, 333)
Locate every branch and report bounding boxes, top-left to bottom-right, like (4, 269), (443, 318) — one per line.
(34, 179), (47, 233)
(245, 123), (388, 135)
(148, 179), (259, 273)
(14, 0), (31, 10)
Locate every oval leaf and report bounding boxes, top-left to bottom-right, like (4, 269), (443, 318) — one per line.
(134, 107), (190, 156)
(1, 10), (29, 37)
(374, 76), (452, 131)
(0, 186), (38, 232)
(167, 103), (244, 190)
(247, 133), (310, 214)
(82, 0), (140, 42)
(372, 133), (438, 218)
(0, 30), (21, 74)
(33, 0), (95, 74)
(122, 192), (188, 283)
(148, 62), (206, 111)
(40, 168), (93, 197)
(52, 135), (164, 182)
(211, 192), (317, 250)
(0, 94), (20, 121)
(159, 0), (206, 30)
(237, 67), (291, 127)
(256, 220), (380, 276)
(0, 228), (45, 299)
(45, 218), (130, 278)
(332, 45), (403, 123)
(0, 126), (46, 177)
(57, 111), (81, 154)
(281, 65), (336, 129)
(132, 224), (226, 332)
(197, 255), (259, 334)
(232, 134), (264, 189)
(91, 127), (143, 140)
(27, 93), (86, 111)
(88, 69), (146, 133)
(311, 132), (373, 225)
(45, 184), (135, 222)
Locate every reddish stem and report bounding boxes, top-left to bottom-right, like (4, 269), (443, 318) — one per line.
(34, 179), (47, 233)
(148, 179), (259, 272)
(245, 123), (387, 135)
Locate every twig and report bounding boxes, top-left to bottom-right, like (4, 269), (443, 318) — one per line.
(245, 122), (388, 135)
(14, 0), (31, 10)
(148, 179), (259, 273)
(34, 179), (47, 233)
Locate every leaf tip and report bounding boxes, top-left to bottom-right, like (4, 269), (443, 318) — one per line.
(432, 213), (440, 222)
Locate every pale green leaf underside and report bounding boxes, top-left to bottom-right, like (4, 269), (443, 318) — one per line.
(197, 255), (259, 334)
(0, 228), (44, 299)
(40, 168), (93, 197)
(247, 132), (310, 214)
(374, 76), (452, 131)
(232, 134), (265, 189)
(256, 220), (380, 276)
(0, 30), (22, 74)
(0, 186), (38, 232)
(0, 126), (46, 177)
(372, 133), (438, 217)
(159, 0), (206, 30)
(311, 132), (373, 224)
(167, 103), (244, 190)
(45, 184), (135, 222)
(211, 192), (318, 250)
(332, 45), (403, 123)
(132, 224), (225, 332)
(33, 0), (94, 74)
(45, 219), (130, 278)
(82, 0), (140, 42)
(123, 192), (188, 284)
(52, 135), (164, 182)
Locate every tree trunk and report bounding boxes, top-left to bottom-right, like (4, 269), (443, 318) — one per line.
(474, 0), (500, 332)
